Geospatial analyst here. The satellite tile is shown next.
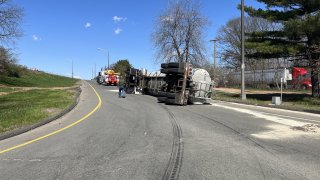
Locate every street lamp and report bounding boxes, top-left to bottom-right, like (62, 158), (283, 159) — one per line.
(71, 59), (74, 79)
(97, 48), (110, 70)
(241, 0), (246, 100)
(210, 39), (217, 87)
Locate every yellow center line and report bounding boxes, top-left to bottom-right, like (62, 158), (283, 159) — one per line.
(0, 82), (102, 155)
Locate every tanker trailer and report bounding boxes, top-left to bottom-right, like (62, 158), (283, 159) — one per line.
(188, 68), (213, 104)
(157, 62), (213, 105)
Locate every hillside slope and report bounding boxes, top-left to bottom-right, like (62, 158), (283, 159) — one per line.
(0, 68), (78, 87)
(0, 67), (80, 134)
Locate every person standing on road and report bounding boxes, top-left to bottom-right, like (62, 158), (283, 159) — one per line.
(118, 82), (125, 98)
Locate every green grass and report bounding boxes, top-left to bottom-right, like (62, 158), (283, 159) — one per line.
(0, 69), (78, 87)
(0, 87), (15, 93)
(213, 91), (320, 113)
(0, 89), (76, 133)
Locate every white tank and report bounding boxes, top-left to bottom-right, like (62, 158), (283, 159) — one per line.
(141, 68), (147, 76)
(191, 68), (212, 98)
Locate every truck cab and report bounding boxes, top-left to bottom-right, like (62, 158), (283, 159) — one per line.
(292, 67), (312, 89)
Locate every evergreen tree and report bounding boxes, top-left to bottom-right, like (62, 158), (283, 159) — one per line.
(112, 59), (132, 80)
(244, 0), (320, 97)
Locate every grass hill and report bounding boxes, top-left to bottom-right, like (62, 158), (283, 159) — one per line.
(0, 67), (78, 87)
(0, 65), (80, 134)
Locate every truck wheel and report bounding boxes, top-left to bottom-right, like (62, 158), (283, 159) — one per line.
(167, 68), (184, 74)
(166, 92), (176, 98)
(167, 62), (180, 68)
(165, 98), (177, 105)
(157, 91), (167, 97)
(161, 63), (168, 68)
(160, 68), (168, 74)
(126, 87), (135, 94)
(157, 97), (167, 103)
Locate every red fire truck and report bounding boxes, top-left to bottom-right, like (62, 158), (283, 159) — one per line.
(97, 70), (120, 86)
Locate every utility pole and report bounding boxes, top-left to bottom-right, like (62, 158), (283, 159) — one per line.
(210, 39), (217, 88)
(241, 0), (246, 100)
(94, 63), (96, 78)
(72, 60), (74, 79)
(108, 51), (110, 70)
(97, 48), (110, 70)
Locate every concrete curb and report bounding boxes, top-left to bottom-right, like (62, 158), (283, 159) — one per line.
(213, 99), (320, 115)
(0, 86), (82, 141)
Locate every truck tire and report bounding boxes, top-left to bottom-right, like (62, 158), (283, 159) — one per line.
(126, 87), (135, 94)
(167, 62), (180, 68)
(165, 98), (177, 105)
(160, 68), (168, 74)
(157, 91), (167, 97)
(161, 68), (185, 74)
(157, 97), (167, 103)
(166, 92), (176, 98)
(161, 63), (168, 68)
(167, 68), (184, 74)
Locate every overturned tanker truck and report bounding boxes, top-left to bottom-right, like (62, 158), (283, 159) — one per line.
(125, 62), (213, 105)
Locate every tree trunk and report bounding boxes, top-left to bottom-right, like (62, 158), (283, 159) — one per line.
(309, 45), (320, 98)
(311, 63), (320, 98)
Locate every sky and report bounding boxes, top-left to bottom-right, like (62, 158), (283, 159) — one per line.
(13, 0), (263, 80)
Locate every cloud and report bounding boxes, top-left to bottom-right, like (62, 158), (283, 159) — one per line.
(32, 35), (41, 41)
(85, 22), (92, 28)
(113, 16), (127, 23)
(114, 28), (123, 35)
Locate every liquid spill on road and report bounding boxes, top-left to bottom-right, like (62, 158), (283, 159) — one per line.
(251, 124), (320, 140)
(106, 89), (119, 92)
(211, 104), (306, 126)
(211, 103), (320, 140)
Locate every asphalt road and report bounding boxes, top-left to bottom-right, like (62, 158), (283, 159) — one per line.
(0, 81), (319, 180)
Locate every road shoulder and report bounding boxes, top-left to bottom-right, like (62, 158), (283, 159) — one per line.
(0, 81), (99, 152)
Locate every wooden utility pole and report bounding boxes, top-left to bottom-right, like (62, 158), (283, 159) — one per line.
(241, 0), (246, 100)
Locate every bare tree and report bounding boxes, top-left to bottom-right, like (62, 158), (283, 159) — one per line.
(152, 0), (208, 66)
(0, 0), (23, 76)
(0, 0), (23, 44)
(217, 16), (279, 69)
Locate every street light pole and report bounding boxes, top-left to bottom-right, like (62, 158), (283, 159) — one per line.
(72, 60), (74, 79)
(97, 48), (110, 70)
(241, 0), (246, 100)
(210, 39), (217, 87)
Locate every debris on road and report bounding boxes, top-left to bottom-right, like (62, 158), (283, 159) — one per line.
(291, 124), (320, 133)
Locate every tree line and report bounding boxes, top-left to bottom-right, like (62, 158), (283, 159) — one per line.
(243, 0), (320, 97)
(152, 0), (320, 98)
(0, 0), (23, 77)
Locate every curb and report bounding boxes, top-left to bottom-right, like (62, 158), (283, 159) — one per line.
(212, 99), (320, 115)
(0, 86), (82, 141)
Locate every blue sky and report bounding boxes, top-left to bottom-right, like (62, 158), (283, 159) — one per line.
(14, 0), (262, 79)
